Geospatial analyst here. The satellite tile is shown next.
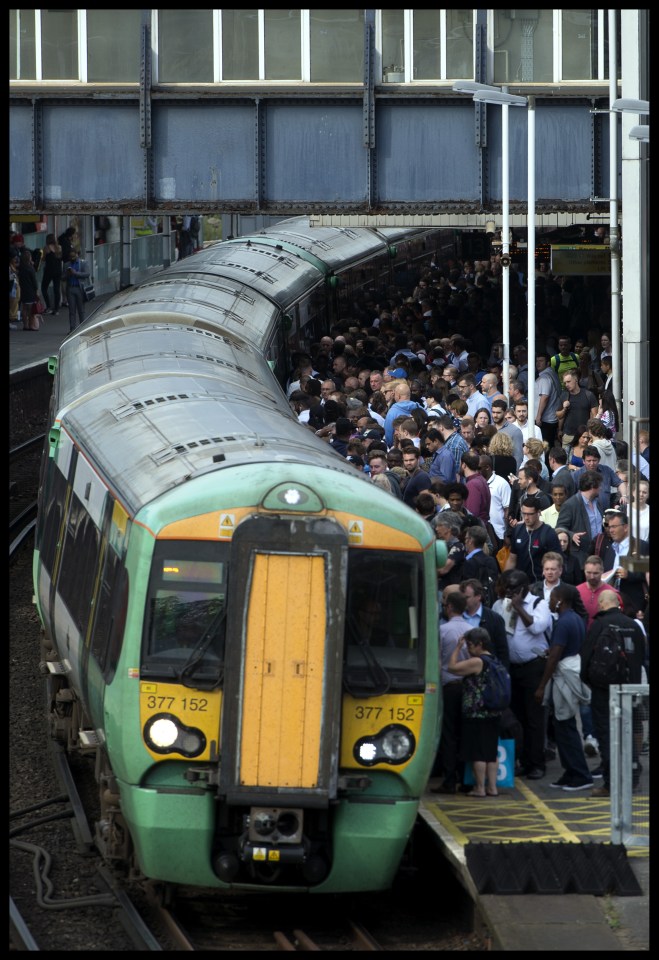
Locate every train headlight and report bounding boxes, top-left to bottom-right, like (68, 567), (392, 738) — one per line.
(263, 483), (324, 513)
(381, 727), (414, 761)
(144, 712), (207, 758)
(353, 725), (416, 766)
(357, 741), (378, 763)
(149, 717), (178, 748)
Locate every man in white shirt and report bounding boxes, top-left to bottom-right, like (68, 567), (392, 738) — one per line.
(529, 551), (563, 606)
(514, 400), (543, 443)
(500, 571), (553, 779)
(478, 453), (510, 547)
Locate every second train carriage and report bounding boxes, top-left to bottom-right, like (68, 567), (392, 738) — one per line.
(34, 218), (449, 892)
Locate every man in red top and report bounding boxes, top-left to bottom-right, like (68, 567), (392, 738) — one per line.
(576, 555), (622, 629)
(459, 451), (491, 522)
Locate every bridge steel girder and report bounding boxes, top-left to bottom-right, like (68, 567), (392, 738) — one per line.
(9, 90), (611, 217)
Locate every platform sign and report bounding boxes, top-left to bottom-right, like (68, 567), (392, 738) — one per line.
(550, 244), (610, 275)
(463, 738), (515, 788)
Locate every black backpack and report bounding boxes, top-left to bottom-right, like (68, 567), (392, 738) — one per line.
(469, 553), (499, 608)
(481, 655), (512, 711)
(585, 623), (634, 687)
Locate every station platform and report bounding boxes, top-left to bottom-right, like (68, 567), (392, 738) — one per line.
(420, 749), (649, 951)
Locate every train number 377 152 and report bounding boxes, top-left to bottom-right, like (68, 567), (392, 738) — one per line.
(144, 695), (209, 711)
(354, 706), (416, 721)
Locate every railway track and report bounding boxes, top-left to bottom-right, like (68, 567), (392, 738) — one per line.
(145, 885), (386, 951)
(9, 741), (167, 951)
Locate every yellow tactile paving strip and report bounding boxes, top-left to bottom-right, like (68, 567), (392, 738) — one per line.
(423, 782), (649, 856)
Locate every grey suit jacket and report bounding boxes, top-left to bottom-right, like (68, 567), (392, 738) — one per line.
(556, 494), (602, 565)
(550, 465), (575, 497)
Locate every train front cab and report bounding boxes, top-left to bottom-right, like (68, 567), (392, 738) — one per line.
(123, 497), (446, 893)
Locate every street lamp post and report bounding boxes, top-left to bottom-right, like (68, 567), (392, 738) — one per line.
(452, 82), (526, 410)
(470, 88), (532, 422)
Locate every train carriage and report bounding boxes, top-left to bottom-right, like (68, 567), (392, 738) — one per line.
(34, 217), (449, 892)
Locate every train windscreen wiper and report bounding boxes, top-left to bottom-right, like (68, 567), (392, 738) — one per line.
(177, 606), (227, 690)
(342, 613), (391, 698)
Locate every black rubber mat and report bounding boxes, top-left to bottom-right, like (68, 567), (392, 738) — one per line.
(465, 842), (642, 896)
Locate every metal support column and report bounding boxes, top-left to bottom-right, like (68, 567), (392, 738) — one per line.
(619, 10), (649, 436)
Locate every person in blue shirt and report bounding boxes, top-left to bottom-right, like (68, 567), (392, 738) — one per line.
(572, 445), (627, 513)
(424, 427), (456, 484)
(64, 248), (90, 331)
(534, 584), (593, 791)
(383, 381), (422, 447)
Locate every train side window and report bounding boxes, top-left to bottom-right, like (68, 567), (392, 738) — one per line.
(90, 543), (128, 684)
(38, 466), (68, 576)
(58, 494), (100, 634)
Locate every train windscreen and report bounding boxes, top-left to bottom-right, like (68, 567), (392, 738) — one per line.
(142, 541), (230, 687)
(343, 549), (425, 694)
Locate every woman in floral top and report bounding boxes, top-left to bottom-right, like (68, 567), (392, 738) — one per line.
(447, 627), (506, 797)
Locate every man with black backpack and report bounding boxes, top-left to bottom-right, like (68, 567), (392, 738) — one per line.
(580, 589), (646, 797)
(462, 527), (499, 608)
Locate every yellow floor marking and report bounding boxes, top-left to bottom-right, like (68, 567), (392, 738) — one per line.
(422, 787), (649, 855)
(513, 780), (582, 841)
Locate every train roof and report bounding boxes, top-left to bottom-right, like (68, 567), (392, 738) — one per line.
(50, 216), (438, 518)
(53, 322), (375, 515)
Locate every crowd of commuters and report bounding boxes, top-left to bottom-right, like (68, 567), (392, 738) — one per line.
(283, 248), (649, 798)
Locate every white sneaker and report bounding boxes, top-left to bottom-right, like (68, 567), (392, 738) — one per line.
(584, 735), (599, 757)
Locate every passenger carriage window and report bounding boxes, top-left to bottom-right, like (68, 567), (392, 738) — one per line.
(344, 549), (425, 693)
(142, 541), (230, 685)
(38, 466), (68, 576)
(58, 494), (100, 634)
(91, 544), (128, 683)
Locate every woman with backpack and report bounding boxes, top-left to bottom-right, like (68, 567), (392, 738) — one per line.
(447, 627), (509, 797)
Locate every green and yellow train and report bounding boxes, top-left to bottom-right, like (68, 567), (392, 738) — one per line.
(34, 217), (448, 892)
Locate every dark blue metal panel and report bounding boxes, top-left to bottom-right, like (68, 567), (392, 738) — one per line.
(9, 94), (612, 212)
(9, 105), (34, 201)
(153, 103), (257, 203)
(375, 103), (479, 202)
(41, 104), (143, 202)
(264, 103), (365, 203)
(485, 104), (595, 203)
(534, 105), (595, 200)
